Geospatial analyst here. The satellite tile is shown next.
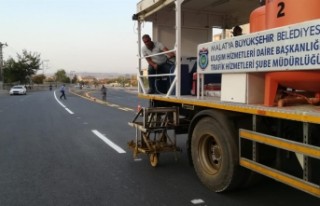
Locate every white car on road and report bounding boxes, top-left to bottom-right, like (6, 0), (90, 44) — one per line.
(9, 85), (27, 95)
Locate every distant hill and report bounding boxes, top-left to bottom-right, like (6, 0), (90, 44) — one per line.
(73, 72), (135, 79)
(44, 72), (135, 79)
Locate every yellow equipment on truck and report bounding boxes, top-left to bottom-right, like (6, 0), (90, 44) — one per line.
(129, 0), (320, 198)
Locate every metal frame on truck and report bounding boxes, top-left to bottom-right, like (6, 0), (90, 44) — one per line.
(129, 0), (320, 198)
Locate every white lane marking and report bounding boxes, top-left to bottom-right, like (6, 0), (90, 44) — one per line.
(191, 199), (205, 204)
(118, 107), (134, 111)
(92, 130), (126, 154)
(54, 91), (74, 114)
(54, 91), (66, 107)
(65, 108), (74, 114)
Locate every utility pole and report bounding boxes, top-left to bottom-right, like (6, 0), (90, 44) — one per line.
(0, 42), (8, 82)
(70, 70), (75, 84)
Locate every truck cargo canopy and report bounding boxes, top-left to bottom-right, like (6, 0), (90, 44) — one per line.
(134, 0), (260, 28)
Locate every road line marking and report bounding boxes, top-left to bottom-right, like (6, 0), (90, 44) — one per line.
(54, 91), (74, 114)
(65, 108), (74, 114)
(69, 89), (138, 113)
(191, 199), (205, 204)
(121, 107), (134, 111)
(92, 130), (126, 154)
(119, 107), (133, 111)
(54, 91), (66, 107)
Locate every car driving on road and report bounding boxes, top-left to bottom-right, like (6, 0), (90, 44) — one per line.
(9, 85), (27, 95)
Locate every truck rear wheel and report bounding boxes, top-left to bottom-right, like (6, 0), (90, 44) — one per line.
(191, 115), (240, 192)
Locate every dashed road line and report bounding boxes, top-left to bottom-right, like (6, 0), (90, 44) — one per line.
(54, 91), (126, 154)
(191, 199), (205, 205)
(119, 107), (134, 111)
(92, 130), (126, 154)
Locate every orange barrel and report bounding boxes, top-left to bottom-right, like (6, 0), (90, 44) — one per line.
(266, 0), (320, 29)
(264, 71), (320, 106)
(250, 6), (266, 32)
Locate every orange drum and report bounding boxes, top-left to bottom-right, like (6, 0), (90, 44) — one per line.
(264, 71), (320, 106)
(266, 0), (320, 29)
(258, 0), (320, 106)
(250, 6), (266, 32)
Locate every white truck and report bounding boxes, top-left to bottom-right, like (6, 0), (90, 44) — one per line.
(129, 0), (320, 198)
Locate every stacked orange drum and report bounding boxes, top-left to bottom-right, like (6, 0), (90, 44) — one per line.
(249, 0), (320, 106)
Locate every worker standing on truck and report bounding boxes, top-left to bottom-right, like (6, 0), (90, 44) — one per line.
(142, 34), (175, 94)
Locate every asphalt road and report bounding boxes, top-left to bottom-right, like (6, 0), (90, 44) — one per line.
(0, 88), (319, 206)
(81, 86), (149, 110)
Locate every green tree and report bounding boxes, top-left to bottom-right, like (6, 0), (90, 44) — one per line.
(71, 75), (78, 84)
(65, 77), (71, 83)
(54, 69), (69, 83)
(3, 50), (41, 83)
(32, 74), (46, 84)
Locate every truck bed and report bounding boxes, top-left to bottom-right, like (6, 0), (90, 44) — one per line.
(138, 93), (320, 124)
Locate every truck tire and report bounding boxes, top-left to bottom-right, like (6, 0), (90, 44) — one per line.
(191, 115), (241, 192)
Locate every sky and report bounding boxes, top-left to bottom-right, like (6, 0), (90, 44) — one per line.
(0, 0), (151, 74)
